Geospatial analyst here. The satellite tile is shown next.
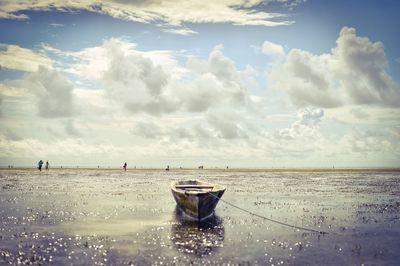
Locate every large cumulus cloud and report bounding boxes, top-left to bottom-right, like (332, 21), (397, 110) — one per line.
(68, 40), (257, 117)
(180, 46), (256, 113)
(268, 27), (400, 108)
(25, 66), (74, 118)
(101, 40), (178, 115)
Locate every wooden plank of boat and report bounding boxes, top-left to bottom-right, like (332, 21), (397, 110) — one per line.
(171, 180), (225, 221)
(175, 185), (214, 189)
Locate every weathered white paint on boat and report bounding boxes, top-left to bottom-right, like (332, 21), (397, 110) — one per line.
(171, 180), (226, 221)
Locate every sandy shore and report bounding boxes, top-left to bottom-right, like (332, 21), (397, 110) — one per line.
(2, 166), (400, 172)
(1, 168), (399, 265)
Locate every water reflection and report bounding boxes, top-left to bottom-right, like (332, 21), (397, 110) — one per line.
(170, 207), (225, 257)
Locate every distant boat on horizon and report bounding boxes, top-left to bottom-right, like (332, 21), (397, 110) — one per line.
(171, 180), (225, 221)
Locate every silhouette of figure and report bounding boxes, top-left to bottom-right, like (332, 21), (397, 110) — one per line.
(38, 160), (43, 171)
(45, 161), (49, 171)
(123, 162), (127, 171)
(166, 165), (170, 171)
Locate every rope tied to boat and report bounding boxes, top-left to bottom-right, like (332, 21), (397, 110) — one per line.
(208, 192), (329, 235)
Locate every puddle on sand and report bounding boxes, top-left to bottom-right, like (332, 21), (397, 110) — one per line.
(59, 216), (171, 237)
(0, 168), (399, 265)
(170, 207), (225, 258)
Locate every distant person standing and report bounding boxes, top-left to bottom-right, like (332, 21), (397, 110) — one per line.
(38, 160), (43, 171)
(123, 162), (127, 171)
(45, 161), (50, 171)
(166, 165), (170, 171)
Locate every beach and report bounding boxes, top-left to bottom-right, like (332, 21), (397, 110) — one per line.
(0, 168), (399, 265)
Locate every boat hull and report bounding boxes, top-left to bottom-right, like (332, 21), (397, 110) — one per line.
(171, 181), (225, 221)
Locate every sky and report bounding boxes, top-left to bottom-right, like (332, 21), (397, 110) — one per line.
(0, 0), (399, 168)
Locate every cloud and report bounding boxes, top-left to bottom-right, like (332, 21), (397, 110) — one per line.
(208, 47), (238, 84)
(130, 107), (254, 144)
(161, 27), (198, 36)
(182, 45), (256, 112)
(99, 39), (179, 115)
(178, 73), (232, 113)
(131, 120), (199, 142)
(267, 27), (400, 108)
(297, 107), (324, 126)
(262, 41), (285, 58)
(236, 107), (328, 161)
(0, 10), (28, 20)
(268, 48), (342, 108)
(130, 111), (251, 142)
(0, 43), (53, 72)
(64, 37), (181, 80)
(350, 108), (369, 119)
(338, 127), (399, 155)
(65, 119), (81, 136)
(273, 107), (396, 163)
(0, 82), (35, 120)
(65, 39), (256, 116)
(131, 121), (165, 139)
(0, 134), (121, 159)
(3, 129), (22, 141)
(334, 27), (400, 106)
(24, 66), (74, 118)
(273, 107), (324, 141)
(46, 38), (181, 115)
(106, 50), (168, 97)
(0, 0), (295, 33)
(324, 106), (400, 125)
(282, 0), (307, 10)
(49, 23), (64, 27)
(207, 113), (249, 139)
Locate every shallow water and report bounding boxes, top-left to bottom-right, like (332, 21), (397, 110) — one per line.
(0, 169), (399, 265)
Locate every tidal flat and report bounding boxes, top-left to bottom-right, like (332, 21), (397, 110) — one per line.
(0, 168), (399, 265)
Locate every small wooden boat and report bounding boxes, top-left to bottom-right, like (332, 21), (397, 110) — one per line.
(171, 180), (226, 221)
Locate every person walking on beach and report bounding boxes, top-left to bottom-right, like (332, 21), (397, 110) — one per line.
(38, 160), (43, 171)
(45, 161), (49, 171)
(123, 162), (127, 171)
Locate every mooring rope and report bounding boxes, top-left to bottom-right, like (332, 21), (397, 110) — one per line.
(208, 192), (329, 235)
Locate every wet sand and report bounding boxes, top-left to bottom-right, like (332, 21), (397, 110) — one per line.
(1, 168), (399, 265)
